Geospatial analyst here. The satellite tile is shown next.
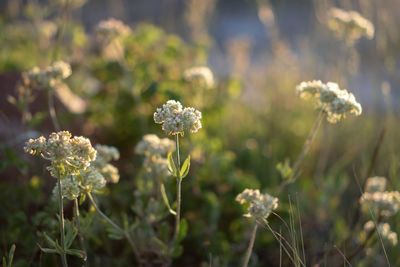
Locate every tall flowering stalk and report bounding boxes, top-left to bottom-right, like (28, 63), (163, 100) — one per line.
(279, 80), (362, 189)
(153, 100), (202, 252)
(24, 131), (96, 267)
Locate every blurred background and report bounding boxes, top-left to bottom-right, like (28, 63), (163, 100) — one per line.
(0, 0), (399, 266)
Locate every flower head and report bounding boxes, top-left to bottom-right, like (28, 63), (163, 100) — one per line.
(365, 176), (387, 193)
(327, 8), (374, 44)
(96, 18), (131, 40)
(364, 221), (398, 246)
(360, 191), (400, 217)
(23, 61), (71, 90)
(236, 189), (278, 220)
(183, 66), (215, 89)
(25, 131), (96, 176)
(296, 80), (362, 123)
(92, 144), (120, 183)
(154, 100), (202, 135)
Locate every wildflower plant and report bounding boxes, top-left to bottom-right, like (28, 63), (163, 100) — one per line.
(153, 100), (202, 257)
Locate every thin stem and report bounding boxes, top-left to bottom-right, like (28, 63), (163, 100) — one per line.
(172, 134), (182, 244)
(57, 177), (68, 267)
(86, 193), (141, 265)
(48, 89), (60, 131)
(278, 111), (324, 192)
(73, 199), (87, 262)
(242, 223), (258, 267)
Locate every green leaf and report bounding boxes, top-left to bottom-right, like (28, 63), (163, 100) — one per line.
(7, 244), (15, 267)
(160, 183), (176, 215)
(79, 194), (86, 205)
(167, 152), (178, 177)
(179, 155), (191, 179)
(64, 222), (78, 249)
(66, 249), (87, 260)
(37, 244), (58, 255)
(178, 219), (188, 242)
(171, 245), (183, 258)
(43, 232), (57, 249)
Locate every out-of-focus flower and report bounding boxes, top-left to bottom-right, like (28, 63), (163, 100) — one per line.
(365, 176), (387, 193)
(135, 134), (175, 157)
(327, 8), (374, 44)
(360, 191), (400, 217)
(92, 144), (120, 183)
(236, 189), (278, 220)
(296, 80), (362, 123)
(364, 221), (398, 246)
(95, 18), (131, 41)
(135, 134), (175, 178)
(183, 66), (215, 89)
(154, 100), (202, 135)
(23, 61), (71, 90)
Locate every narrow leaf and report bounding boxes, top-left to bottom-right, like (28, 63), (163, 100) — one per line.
(167, 152), (177, 177)
(160, 183), (176, 215)
(180, 155), (191, 179)
(66, 249), (87, 260)
(7, 244), (15, 267)
(43, 232), (56, 249)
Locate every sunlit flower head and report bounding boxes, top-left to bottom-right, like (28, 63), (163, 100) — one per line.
(24, 61), (71, 89)
(96, 18), (131, 40)
(360, 191), (400, 217)
(135, 134), (175, 156)
(365, 176), (387, 193)
(92, 144), (120, 184)
(183, 66), (215, 89)
(154, 100), (202, 135)
(236, 189), (278, 220)
(327, 8), (374, 44)
(296, 80), (362, 123)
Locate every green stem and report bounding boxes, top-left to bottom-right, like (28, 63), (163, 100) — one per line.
(57, 177), (68, 267)
(242, 223), (258, 267)
(73, 199), (87, 262)
(172, 135), (182, 244)
(87, 193), (141, 265)
(48, 89), (61, 131)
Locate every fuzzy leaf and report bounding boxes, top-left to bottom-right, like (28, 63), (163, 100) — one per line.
(160, 183), (176, 215)
(167, 152), (177, 177)
(179, 155), (190, 179)
(66, 248), (87, 260)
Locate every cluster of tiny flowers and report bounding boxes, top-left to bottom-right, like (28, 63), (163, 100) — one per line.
(135, 134), (175, 177)
(23, 61), (71, 90)
(92, 144), (120, 183)
(24, 131), (96, 176)
(96, 18), (131, 41)
(327, 8), (374, 44)
(183, 66), (215, 89)
(364, 221), (398, 246)
(25, 131), (112, 200)
(360, 191), (400, 217)
(296, 80), (362, 123)
(154, 100), (202, 135)
(236, 189), (278, 220)
(365, 176), (387, 193)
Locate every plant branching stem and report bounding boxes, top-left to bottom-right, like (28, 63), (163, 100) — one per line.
(87, 193), (141, 265)
(242, 223), (258, 267)
(57, 177), (68, 267)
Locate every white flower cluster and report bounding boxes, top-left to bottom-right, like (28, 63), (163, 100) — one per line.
(96, 18), (131, 40)
(365, 176), (387, 193)
(183, 66), (215, 89)
(327, 8), (374, 44)
(135, 134), (175, 178)
(23, 61), (71, 90)
(24, 131), (96, 175)
(360, 191), (400, 217)
(25, 131), (116, 200)
(236, 189), (278, 220)
(154, 100), (202, 135)
(364, 221), (398, 246)
(92, 144), (120, 184)
(296, 80), (362, 123)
